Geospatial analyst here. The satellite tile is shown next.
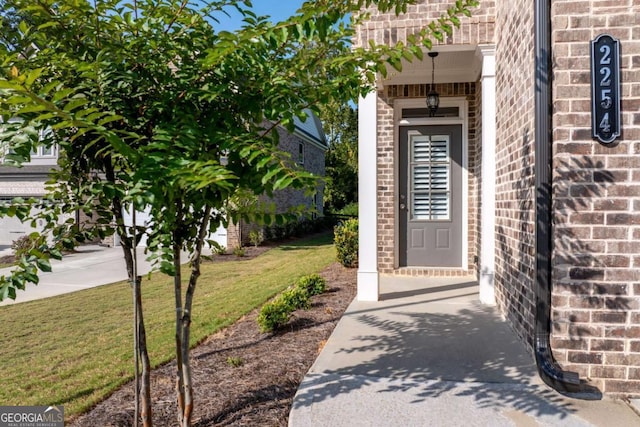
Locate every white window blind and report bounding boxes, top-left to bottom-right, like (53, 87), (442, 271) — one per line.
(410, 135), (450, 220)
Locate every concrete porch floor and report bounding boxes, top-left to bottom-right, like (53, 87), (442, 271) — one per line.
(289, 276), (640, 426)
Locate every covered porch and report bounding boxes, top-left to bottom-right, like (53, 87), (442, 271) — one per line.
(357, 45), (497, 304)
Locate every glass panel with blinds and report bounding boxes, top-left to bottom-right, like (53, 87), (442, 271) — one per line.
(410, 134), (450, 220)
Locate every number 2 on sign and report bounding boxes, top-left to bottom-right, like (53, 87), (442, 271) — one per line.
(600, 45), (611, 65)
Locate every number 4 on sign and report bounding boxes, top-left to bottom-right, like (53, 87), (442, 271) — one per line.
(599, 113), (611, 133)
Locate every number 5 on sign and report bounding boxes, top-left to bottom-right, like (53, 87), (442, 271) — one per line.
(591, 34), (621, 145)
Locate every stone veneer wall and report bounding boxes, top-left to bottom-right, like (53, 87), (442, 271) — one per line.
(377, 83), (479, 276)
(549, 0), (640, 396)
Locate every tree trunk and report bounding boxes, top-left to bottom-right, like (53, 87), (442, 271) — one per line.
(173, 241), (186, 426)
(107, 164), (152, 427)
(135, 275), (153, 427)
(175, 206), (212, 427)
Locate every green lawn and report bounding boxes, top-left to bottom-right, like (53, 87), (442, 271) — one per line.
(0, 234), (335, 417)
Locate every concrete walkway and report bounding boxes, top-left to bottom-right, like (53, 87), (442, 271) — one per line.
(289, 276), (640, 427)
(0, 244), (158, 306)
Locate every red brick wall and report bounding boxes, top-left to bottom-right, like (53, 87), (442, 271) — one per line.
(493, 0), (537, 351)
(550, 0), (640, 396)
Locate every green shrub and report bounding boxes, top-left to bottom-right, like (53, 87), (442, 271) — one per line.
(11, 234), (37, 259)
(281, 286), (311, 310)
(257, 283), (313, 333)
(209, 241), (226, 255)
(336, 202), (358, 217)
(257, 298), (294, 333)
(248, 229), (263, 247)
(296, 274), (327, 296)
(233, 246), (245, 257)
(334, 218), (358, 268)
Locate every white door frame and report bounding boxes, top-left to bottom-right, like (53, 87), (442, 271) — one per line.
(393, 97), (469, 271)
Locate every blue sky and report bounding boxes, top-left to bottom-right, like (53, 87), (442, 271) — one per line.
(213, 1), (307, 32)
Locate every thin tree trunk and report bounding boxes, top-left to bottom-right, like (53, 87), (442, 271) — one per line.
(175, 206), (212, 427)
(106, 164), (152, 427)
(173, 239), (185, 426)
(135, 275), (152, 426)
(181, 206), (212, 427)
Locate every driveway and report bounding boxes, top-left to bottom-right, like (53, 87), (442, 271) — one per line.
(0, 245), (157, 306)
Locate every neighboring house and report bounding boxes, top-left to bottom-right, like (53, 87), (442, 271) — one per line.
(0, 142), (62, 246)
(355, 1), (639, 397)
(226, 112), (327, 249)
(113, 111), (327, 250)
(0, 111), (325, 250)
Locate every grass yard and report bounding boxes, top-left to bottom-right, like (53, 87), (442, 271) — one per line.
(0, 234), (335, 417)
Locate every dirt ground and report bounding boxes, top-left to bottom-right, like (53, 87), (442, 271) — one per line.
(69, 254), (356, 426)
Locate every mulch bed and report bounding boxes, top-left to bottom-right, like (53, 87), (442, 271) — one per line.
(70, 260), (356, 426)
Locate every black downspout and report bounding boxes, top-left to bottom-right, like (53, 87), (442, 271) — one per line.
(534, 0), (601, 399)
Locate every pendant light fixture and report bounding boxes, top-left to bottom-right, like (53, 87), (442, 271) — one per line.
(427, 51), (440, 117)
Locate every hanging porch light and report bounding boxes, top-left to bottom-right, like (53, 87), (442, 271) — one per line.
(427, 51), (440, 117)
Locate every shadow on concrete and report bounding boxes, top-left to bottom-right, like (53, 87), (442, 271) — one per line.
(292, 283), (581, 423)
(381, 281), (477, 300)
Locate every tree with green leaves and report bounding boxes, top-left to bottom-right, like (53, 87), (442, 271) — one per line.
(0, 0), (478, 425)
(321, 101), (358, 212)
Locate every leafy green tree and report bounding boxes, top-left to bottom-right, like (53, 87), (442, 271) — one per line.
(0, 0), (478, 425)
(321, 101), (358, 212)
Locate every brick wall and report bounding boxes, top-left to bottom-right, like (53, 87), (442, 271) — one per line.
(227, 125), (326, 249)
(354, 0), (496, 48)
(264, 126), (325, 217)
(377, 83), (480, 276)
(550, 0), (640, 396)
(493, 0), (537, 352)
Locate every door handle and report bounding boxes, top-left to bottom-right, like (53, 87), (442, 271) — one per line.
(400, 203), (406, 210)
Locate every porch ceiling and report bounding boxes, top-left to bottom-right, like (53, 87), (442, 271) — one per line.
(377, 46), (482, 89)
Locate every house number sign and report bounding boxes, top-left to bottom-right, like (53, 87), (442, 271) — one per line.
(591, 34), (621, 144)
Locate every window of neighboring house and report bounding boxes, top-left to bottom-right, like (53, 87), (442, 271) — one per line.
(0, 119), (58, 164)
(31, 144), (57, 158)
(31, 128), (57, 158)
(298, 142), (305, 165)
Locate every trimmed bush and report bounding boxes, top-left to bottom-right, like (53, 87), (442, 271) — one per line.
(334, 218), (358, 268)
(233, 246), (245, 257)
(257, 274), (328, 333)
(248, 229), (263, 247)
(296, 274), (326, 296)
(281, 286), (311, 310)
(257, 298), (293, 333)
